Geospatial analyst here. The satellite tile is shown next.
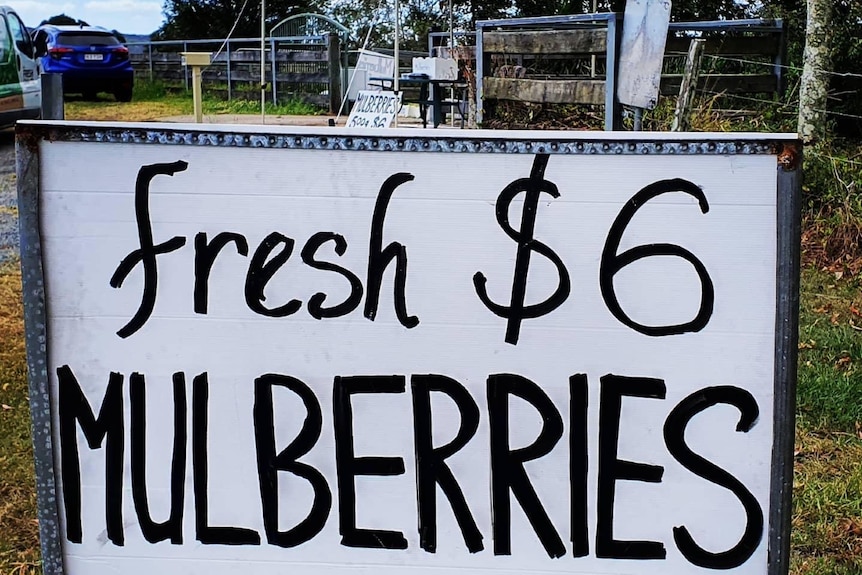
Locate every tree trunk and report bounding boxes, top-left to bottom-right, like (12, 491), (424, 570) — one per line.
(797, 0), (833, 144)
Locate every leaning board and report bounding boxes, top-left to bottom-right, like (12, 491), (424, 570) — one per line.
(17, 122), (801, 575)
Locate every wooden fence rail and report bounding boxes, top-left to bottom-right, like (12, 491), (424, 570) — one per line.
(128, 34), (343, 111)
(475, 15), (786, 129)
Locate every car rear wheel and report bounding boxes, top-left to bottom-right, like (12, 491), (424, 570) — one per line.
(115, 87), (133, 103)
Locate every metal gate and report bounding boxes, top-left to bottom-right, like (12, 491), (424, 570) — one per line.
(269, 13), (350, 106)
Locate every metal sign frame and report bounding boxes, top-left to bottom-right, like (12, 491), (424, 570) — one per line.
(17, 122), (800, 575)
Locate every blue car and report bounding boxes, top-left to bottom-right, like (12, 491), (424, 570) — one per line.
(32, 25), (134, 102)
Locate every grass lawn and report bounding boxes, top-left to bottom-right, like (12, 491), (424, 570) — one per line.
(62, 81), (324, 122)
(791, 268), (862, 574)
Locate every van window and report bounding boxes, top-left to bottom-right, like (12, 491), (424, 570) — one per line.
(6, 12), (33, 56)
(0, 16), (8, 60)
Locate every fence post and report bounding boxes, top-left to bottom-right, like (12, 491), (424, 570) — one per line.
(605, 13), (623, 131)
(183, 41), (189, 90)
(671, 39), (705, 131)
(148, 43), (153, 82)
(271, 37), (277, 104)
(226, 41), (232, 100)
(475, 24), (485, 126)
(328, 33), (342, 114)
(41, 74), (64, 120)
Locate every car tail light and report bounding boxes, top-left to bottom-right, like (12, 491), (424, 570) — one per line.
(113, 46), (129, 61)
(48, 47), (73, 60)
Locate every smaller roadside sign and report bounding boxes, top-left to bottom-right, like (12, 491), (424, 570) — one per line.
(617, 0), (672, 109)
(346, 90), (402, 128)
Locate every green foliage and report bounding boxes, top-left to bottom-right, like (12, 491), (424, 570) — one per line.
(670, 0), (758, 21)
(796, 269), (862, 432)
(763, 0), (862, 137)
(155, 0), (321, 41)
(202, 94), (324, 115)
(145, 81), (323, 114)
(792, 430), (862, 575)
(40, 13), (89, 27)
(133, 78), (173, 100)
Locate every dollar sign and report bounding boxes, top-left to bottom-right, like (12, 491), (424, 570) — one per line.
(474, 154), (571, 345)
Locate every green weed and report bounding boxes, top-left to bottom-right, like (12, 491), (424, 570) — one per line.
(797, 268), (862, 431)
(200, 96), (323, 116)
(791, 430), (862, 574)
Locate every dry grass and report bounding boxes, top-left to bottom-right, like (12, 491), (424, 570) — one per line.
(64, 100), (185, 123)
(0, 263), (40, 574)
(791, 430), (862, 574)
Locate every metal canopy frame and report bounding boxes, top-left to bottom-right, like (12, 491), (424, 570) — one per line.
(475, 12), (623, 131)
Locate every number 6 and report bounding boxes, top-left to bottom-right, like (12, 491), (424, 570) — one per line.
(600, 178), (714, 336)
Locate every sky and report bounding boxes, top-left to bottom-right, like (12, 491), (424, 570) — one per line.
(14, 0), (166, 35)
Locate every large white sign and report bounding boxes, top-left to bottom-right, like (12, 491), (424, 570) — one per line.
(19, 124), (799, 575)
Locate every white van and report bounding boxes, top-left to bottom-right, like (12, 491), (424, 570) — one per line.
(0, 5), (40, 126)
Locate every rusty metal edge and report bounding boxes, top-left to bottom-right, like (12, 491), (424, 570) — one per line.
(768, 147), (801, 575)
(16, 124), (65, 574)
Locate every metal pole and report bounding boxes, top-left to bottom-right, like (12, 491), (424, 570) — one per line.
(270, 37), (277, 105)
(226, 40), (232, 100)
(393, 0), (400, 127)
(591, 0), (597, 78)
(40, 74), (64, 120)
(261, 0), (266, 123)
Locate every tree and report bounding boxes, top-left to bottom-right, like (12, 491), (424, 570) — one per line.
(797, 0), (833, 143)
(40, 14), (90, 26)
(155, 0), (321, 40)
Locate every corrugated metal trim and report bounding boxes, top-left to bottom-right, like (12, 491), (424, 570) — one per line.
(16, 128), (65, 574)
(29, 125), (786, 156)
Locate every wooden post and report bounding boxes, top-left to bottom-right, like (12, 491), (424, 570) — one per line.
(328, 33), (342, 115)
(672, 38), (705, 132)
(192, 66), (203, 123)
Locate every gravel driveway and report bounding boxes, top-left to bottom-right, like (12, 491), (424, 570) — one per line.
(0, 128), (19, 266)
(0, 174), (16, 266)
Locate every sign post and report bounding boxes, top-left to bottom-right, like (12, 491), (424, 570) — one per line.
(18, 122), (800, 575)
(180, 52), (211, 123)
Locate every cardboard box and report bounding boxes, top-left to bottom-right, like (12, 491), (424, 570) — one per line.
(411, 57), (458, 80)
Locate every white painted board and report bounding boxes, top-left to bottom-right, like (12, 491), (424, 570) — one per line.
(28, 125), (793, 575)
(347, 90), (402, 128)
(618, 0), (672, 109)
(355, 49), (396, 80)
